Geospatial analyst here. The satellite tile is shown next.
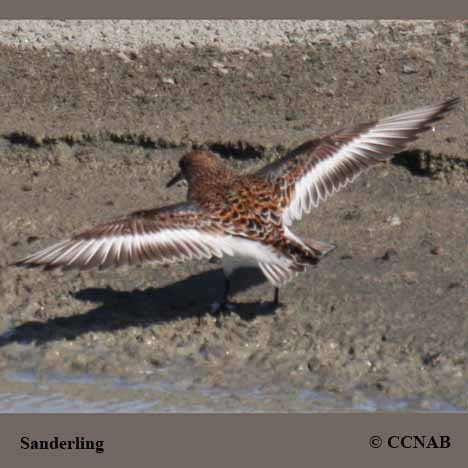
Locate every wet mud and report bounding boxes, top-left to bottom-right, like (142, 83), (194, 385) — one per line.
(0, 35), (467, 410)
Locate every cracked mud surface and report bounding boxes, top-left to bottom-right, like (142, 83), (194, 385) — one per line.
(0, 32), (467, 411)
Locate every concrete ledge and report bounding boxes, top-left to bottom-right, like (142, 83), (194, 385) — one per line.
(0, 20), (465, 51)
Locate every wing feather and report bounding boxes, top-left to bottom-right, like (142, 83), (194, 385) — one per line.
(13, 202), (235, 271)
(257, 98), (459, 225)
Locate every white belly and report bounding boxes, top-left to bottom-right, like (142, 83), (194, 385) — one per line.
(220, 252), (259, 276)
(218, 236), (283, 276)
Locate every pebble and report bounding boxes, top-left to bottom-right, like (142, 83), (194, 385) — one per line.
(402, 64), (417, 74)
(161, 77), (175, 85)
(117, 51), (131, 63)
(401, 271), (418, 284)
(382, 249), (398, 261)
(386, 214), (402, 226)
(285, 112), (298, 121)
(211, 61), (225, 69)
(430, 246), (444, 256)
(211, 61), (229, 75)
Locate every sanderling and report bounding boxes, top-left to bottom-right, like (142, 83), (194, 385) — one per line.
(13, 97), (459, 310)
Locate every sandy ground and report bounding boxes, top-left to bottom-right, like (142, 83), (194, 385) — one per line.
(0, 21), (467, 411)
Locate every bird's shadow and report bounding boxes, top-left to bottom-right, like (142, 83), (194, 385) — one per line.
(0, 268), (273, 347)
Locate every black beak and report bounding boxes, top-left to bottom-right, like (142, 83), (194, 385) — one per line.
(166, 171), (183, 188)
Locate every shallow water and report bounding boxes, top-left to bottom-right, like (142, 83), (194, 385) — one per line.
(0, 370), (464, 413)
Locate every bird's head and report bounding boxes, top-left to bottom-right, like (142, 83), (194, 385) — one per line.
(166, 150), (225, 188)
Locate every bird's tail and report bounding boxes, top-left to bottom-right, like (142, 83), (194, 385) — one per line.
(259, 236), (336, 287)
(280, 237), (335, 268)
(282, 226), (336, 265)
(304, 238), (337, 258)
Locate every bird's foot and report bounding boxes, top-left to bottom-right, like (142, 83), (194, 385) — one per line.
(211, 301), (237, 314)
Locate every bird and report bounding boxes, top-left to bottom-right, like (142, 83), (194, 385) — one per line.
(13, 97), (459, 311)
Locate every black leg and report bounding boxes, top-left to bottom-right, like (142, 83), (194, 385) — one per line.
(211, 276), (236, 313)
(273, 288), (279, 306)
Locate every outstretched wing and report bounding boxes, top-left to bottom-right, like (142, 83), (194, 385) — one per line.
(13, 202), (236, 271)
(257, 98), (459, 225)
